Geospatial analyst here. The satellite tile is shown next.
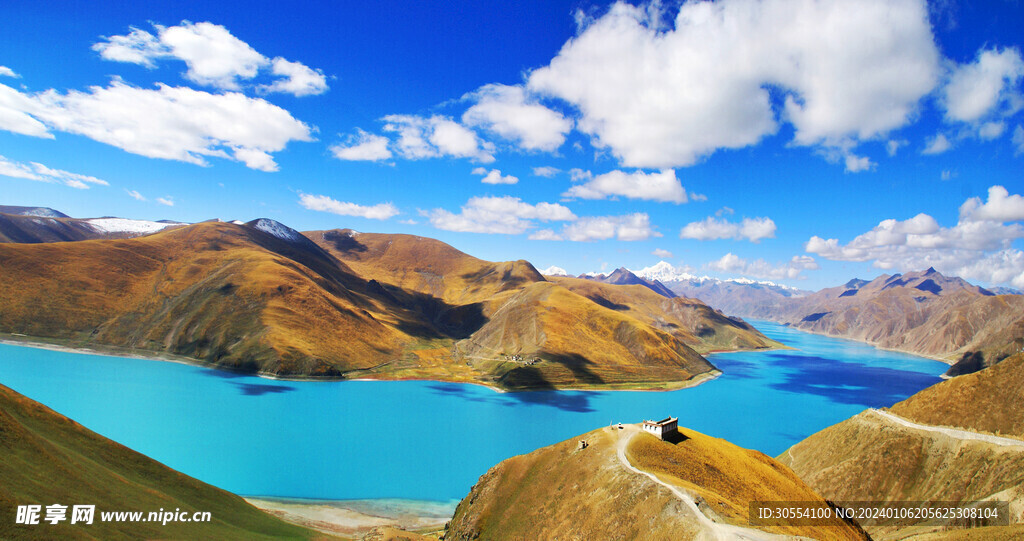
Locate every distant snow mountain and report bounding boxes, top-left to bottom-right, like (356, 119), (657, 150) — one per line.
(0, 205), (69, 218)
(0, 207), (183, 243)
(539, 265), (568, 276)
(578, 267), (677, 298)
(86, 217), (178, 235)
(627, 261), (808, 314)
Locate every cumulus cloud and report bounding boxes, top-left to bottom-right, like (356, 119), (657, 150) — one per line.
(0, 83), (54, 137)
(383, 114), (495, 163)
(707, 253), (819, 280)
(943, 47), (1024, 124)
(680, 216), (776, 243)
(462, 83), (572, 152)
(126, 189), (146, 201)
(533, 166), (560, 178)
(473, 168), (518, 185)
(652, 248), (673, 258)
(156, 196), (174, 207)
(959, 185), (1024, 222)
(5, 80), (314, 171)
(806, 186), (1024, 287)
(886, 139), (907, 156)
(0, 155), (109, 189)
(922, 133), (952, 155)
(428, 196), (576, 234)
(0, 66), (19, 78)
(556, 213), (660, 242)
(93, 21), (328, 96)
(528, 0), (940, 169)
(330, 129), (393, 161)
(299, 193), (399, 220)
(563, 169), (688, 203)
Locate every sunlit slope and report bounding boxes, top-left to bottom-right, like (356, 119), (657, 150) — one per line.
(889, 352), (1024, 438)
(454, 282), (716, 390)
(0, 384), (322, 540)
(0, 222), (412, 376)
(0, 221), (786, 388)
(780, 354), (1024, 538)
(550, 276), (782, 353)
(780, 268), (1024, 365)
(446, 425), (866, 540)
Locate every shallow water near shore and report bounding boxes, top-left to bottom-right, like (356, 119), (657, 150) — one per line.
(0, 320), (946, 502)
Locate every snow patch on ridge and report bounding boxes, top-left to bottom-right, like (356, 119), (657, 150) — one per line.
(540, 265), (568, 276)
(251, 218), (303, 242)
(86, 218), (175, 234)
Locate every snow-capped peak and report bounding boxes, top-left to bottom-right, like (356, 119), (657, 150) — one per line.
(86, 218), (175, 235)
(251, 218), (303, 242)
(631, 261), (696, 283)
(582, 271), (608, 278)
(540, 265), (568, 276)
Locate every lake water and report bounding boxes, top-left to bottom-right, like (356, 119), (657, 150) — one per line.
(0, 320), (947, 503)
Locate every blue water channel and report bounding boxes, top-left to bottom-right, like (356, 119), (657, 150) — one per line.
(0, 320), (947, 503)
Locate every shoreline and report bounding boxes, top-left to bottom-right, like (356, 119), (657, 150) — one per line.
(244, 496), (455, 538)
(0, 335), (730, 393)
(736, 318), (956, 365)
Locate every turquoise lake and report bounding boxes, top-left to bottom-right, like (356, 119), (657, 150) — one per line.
(0, 320), (947, 503)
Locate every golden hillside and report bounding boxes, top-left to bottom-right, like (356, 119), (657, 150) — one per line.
(0, 221), (779, 390)
(446, 424), (866, 540)
(0, 384), (324, 540)
(780, 355), (1024, 540)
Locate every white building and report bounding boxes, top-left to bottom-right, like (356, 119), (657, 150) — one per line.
(642, 417), (678, 440)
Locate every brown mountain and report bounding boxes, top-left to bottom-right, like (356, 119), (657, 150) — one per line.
(446, 423), (867, 540)
(0, 206), (186, 243)
(0, 383), (323, 540)
(776, 268), (1024, 370)
(579, 267), (678, 298)
(779, 353), (1024, 540)
(0, 220), (779, 390)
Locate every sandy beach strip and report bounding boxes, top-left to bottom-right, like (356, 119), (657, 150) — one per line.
(245, 496), (455, 538)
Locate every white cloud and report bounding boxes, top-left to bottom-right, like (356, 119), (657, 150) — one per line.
(844, 153), (875, 173)
(941, 170), (956, 181)
(428, 196), (576, 234)
(680, 216), (776, 243)
(259, 57), (328, 97)
(0, 83), (54, 137)
(806, 186), (1024, 287)
(126, 189), (146, 201)
(707, 253), (818, 280)
(528, 229), (563, 241)
(462, 83), (572, 152)
(959, 185), (1024, 223)
(533, 166), (560, 178)
(4, 80), (313, 171)
(528, 0), (939, 169)
(1015, 125), (1024, 155)
(563, 169), (688, 203)
(156, 196), (174, 207)
(886, 139), (907, 156)
(382, 114), (495, 163)
(943, 47), (1024, 124)
(922, 133), (952, 155)
(299, 193), (399, 220)
(978, 121), (1006, 140)
(652, 248), (673, 258)
(0, 66), (19, 78)
(0, 155), (109, 189)
(474, 168), (519, 185)
(560, 213), (659, 242)
(93, 21), (328, 97)
(330, 129), (392, 161)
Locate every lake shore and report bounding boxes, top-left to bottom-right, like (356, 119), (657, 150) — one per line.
(244, 496), (453, 538)
(0, 334), (729, 392)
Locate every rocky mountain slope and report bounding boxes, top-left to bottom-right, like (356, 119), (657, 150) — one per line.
(0, 384), (322, 540)
(779, 353), (1024, 540)
(777, 268), (1024, 367)
(0, 219), (780, 390)
(579, 266), (678, 298)
(446, 423), (867, 540)
(0, 206), (183, 243)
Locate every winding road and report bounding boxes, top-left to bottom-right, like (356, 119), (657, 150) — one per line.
(870, 409), (1024, 448)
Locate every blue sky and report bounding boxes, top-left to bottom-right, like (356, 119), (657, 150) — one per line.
(2, 0), (1024, 290)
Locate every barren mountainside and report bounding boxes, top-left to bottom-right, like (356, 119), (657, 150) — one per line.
(0, 220), (779, 390)
(447, 424), (867, 540)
